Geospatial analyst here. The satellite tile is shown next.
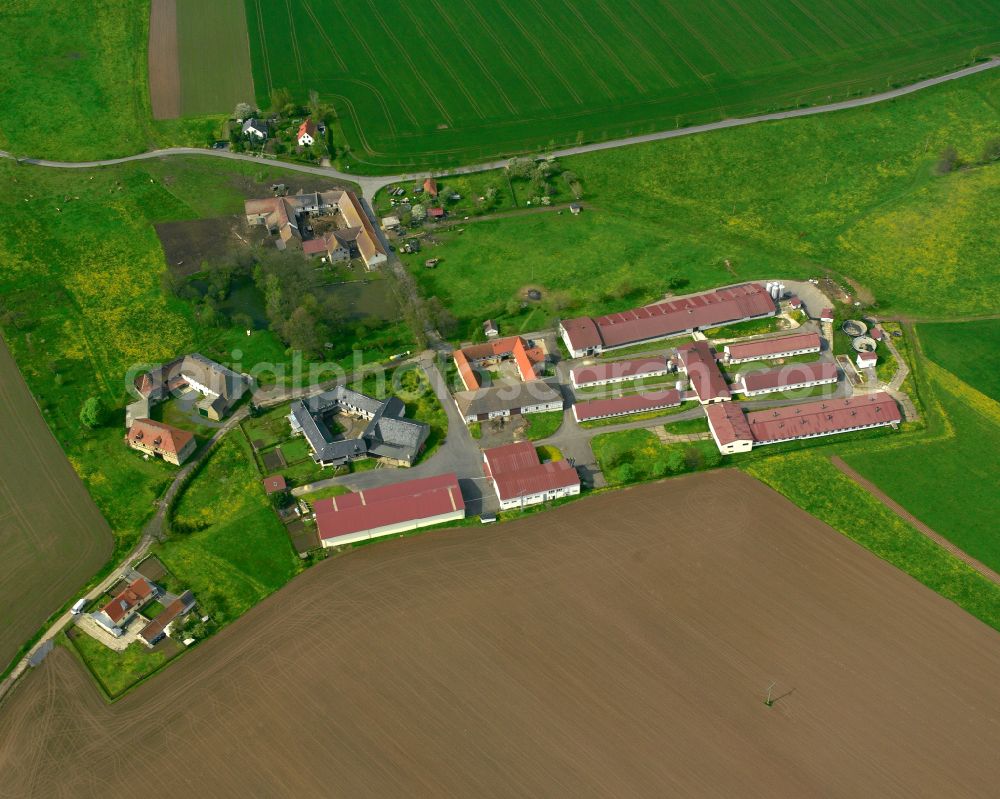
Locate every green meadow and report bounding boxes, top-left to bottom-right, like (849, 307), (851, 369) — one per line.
(918, 319), (1000, 402)
(243, 0), (1000, 170)
(407, 69), (1000, 335)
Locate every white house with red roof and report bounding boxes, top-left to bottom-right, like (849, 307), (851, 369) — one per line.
(482, 441), (580, 511)
(92, 578), (157, 637)
(297, 118), (318, 146)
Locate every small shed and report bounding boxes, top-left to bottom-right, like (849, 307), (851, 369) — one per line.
(428, 207), (445, 219)
(569, 203), (582, 215)
(871, 327), (884, 341)
(262, 475), (287, 495)
(820, 307), (834, 323)
(484, 320), (499, 338)
(856, 351), (877, 369)
(788, 296), (802, 310)
(381, 215), (400, 230)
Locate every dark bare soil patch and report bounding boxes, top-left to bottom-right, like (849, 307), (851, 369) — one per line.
(155, 216), (259, 276)
(148, 0), (180, 119)
(2, 470), (1000, 796)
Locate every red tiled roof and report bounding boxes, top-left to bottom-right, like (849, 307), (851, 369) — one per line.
(724, 331), (820, 361)
(302, 238), (328, 255)
(453, 336), (540, 390)
(423, 177), (438, 196)
(571, 357), (667, 386)
(139, 592), (195, 644)
(678, 341), (730, 402)
(739, 361), (837, 393)
(747, 392), (900, 443)
(314, 473), (464, 541)
(482, 441), (578, 501)
(562, 284), (774, 351)
(262, 475), (287, 494)
(101, 578), (153, 624)
(125, 419), (194, 457)
(428, 207), (445, 218)
(297, 118), (317, 138)
(705, 402), (753, 446)
(573, 389), (681, 421)
(820, 307), (834, 319)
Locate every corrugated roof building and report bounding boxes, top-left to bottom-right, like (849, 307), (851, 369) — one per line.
(723, 331), (821, 364)
(735, 361), (838, 397)
(482, 441), (580, 510)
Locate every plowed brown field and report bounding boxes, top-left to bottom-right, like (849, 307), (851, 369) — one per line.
(148, 0), (180, 119)
(0, 338), (111, 674)
(2, 470), (999, 798)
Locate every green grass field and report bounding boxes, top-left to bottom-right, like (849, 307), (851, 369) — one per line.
(918, 319), (1000, 402)
(159, 435), (301, 621)
(408, 69), (1000, 334)
(0, 0), (226, 159)
(241, 0), (1000, 171)
(843, 359), (1000, 572)
(65, 632), (173, 699)
(177, 0), (256, 116)
(0, 156), (386, 554)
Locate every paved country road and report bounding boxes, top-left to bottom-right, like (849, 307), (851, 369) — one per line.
(1, 59), (997, 197)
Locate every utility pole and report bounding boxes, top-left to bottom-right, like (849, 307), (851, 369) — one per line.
(764, 681), (775, 707)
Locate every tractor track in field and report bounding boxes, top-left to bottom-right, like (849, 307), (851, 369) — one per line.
(1, 58), (997, 198)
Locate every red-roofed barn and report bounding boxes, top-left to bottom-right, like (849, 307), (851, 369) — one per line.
(482, 441), (580, 510)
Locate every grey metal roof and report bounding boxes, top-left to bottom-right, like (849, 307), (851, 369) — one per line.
(455, 380), (562, 417)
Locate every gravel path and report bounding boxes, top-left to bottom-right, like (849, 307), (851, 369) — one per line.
(1, 59), (996, 197)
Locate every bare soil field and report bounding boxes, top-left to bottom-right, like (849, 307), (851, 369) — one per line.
(2, 470), (1000, 798)
(148, 0), (180, 120)
(0, 338), (112, 674)
(155, 216), (257, 276)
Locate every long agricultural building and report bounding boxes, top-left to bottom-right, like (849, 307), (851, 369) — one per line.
(482, 441), (580, 510)
(723, 331), (821, 364)
(453, 336), (543, 391)
(735, 361), (838, 397)
(559, 283), (776, 357)
(573, 390), (682, 422)
(454, 380), (563, 423)
(570, 357), (671, 388)
(705, 392), (902, 454)
(677, 341), (731, 404)
(314, 473), (465, 548)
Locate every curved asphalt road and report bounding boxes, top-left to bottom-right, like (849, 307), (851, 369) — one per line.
(1, 59), (997, 197)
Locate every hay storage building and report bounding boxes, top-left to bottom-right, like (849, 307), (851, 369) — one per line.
(314, 473), (465, 548)
(559, 283), (775, 357)
(723, 331), (821, 364)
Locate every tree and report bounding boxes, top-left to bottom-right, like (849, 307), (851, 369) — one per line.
(982, 137), (1000, 163)
(506, 157), (534, 180)
(283, 305), (324, 357)
(703, 447), (723, 468)
(616, 463), (636, 483)
(683, 446), (704, 471)
(935, 145), (959, 174)
(665, 450), (686, 474)
(269, 87), (294, 114)
(234, 102), (254, 121)
(651, 460), (668, 478)
(79, 396), (104, 429)
(666, 275), (690, 292)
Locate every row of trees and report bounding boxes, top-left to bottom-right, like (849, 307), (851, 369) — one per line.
(936, 138), (1000, 175)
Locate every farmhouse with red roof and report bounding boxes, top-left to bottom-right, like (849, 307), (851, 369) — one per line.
(92, 577), (157, 637)
(125, 419), (196, 466)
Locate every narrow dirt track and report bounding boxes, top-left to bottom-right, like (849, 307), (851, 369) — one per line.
(831, 456), (1000, 587)
(2, 470), (1000, 798)
(1, 59), (997, 196)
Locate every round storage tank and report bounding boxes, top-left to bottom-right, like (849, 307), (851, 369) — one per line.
(852, 335), (877, 353)
(842, 319), (868, 337)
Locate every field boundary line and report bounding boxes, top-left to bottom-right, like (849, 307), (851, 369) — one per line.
(524, 0), (619, 99)
(457, 0), (550, 109)
(300, 1), (347, 72)
(830, 456), (1000, 588)
(427, 0), (517, 114)
(495, 0), (586, 105)
(657, 0), (736, 73)
(360, 0), (453, 127)
(593, 0), (678, 88)
(558, 0), (646, 93)
(397, 2), (486, 120)
(326, 2), (419, 127)
(251, 0), (274, 96)
(285, 0), (304, 84)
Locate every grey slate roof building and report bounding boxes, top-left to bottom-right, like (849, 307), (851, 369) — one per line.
(241, 118), (268, 139)
(289, 387), (429, 468)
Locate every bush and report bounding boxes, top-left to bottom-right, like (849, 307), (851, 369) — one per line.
(79, 396), (105, 429)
